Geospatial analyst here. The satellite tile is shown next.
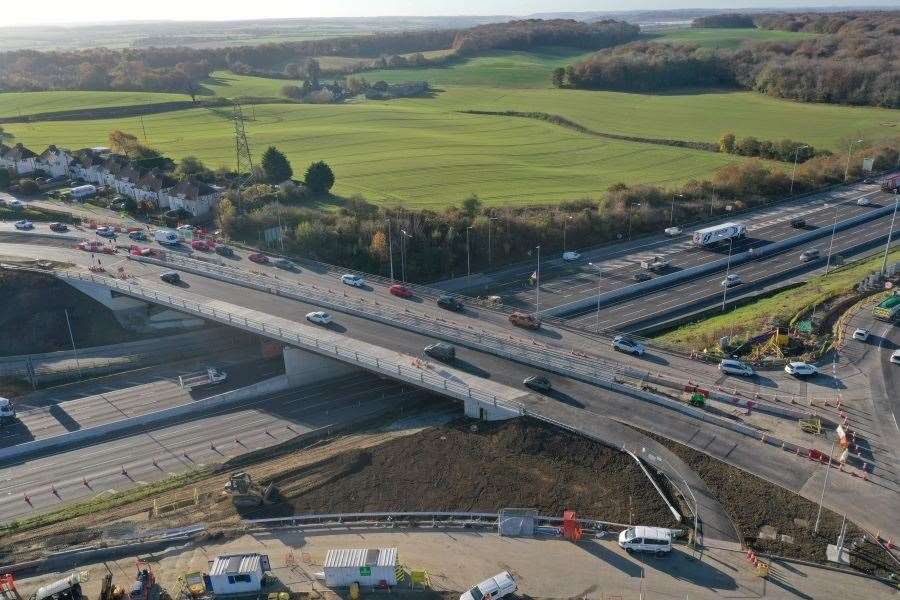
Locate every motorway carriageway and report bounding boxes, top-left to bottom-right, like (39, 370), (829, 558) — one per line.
(486, 184), (890, 312)
(567, 201), (900, 332)
(0, 355), (283, 449)
(0, 373), (429, 524)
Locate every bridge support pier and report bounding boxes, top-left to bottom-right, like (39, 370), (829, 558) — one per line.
(463, 396), (519, 421)
(283, 346), (359, 386)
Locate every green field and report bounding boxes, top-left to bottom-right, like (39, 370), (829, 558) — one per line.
(650, 27), (818, 48)
(0, 90), (190, 119)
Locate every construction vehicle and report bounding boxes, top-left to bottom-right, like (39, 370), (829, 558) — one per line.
(222, 472), (279, 507)
(129, 562), (156, 600)
(179, 368), (227, 390)
(2, 574), (22, 600)
(640, 255), (671, 272)
(30, 573), (88, 600)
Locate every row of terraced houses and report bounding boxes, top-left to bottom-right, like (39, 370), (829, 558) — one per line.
(0, 142), (221, 217)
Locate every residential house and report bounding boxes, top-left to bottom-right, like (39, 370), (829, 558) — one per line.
(37, 145), (74, 178)
(161, 176), (221, 217)
(134, 169), (177, 209)
(69, 149), (109, 184)
(0, 143), (39, 175)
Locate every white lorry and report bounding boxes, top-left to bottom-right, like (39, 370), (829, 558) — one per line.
(692, 222), (745, 247)
(459, 572), (517, 600)
(179, 368), (227, 389)
(640, 255), (671, 272)
(69, 184), (97, 200)
(154, 229), (180, 246)
(0, 397), (16, 426)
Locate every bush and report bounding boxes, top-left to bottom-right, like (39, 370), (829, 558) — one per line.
(305, 161), (335, 194)
(18, 179), (38, 195)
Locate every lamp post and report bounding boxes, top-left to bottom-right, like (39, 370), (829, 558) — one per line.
(670, 194), (683, 227)
(588, 261), (603, 333)
(399, 228), (412, 282)
(627, 202), (641, 240)
(790, 145), (810, 195)
(843, 139), (863, 182)
(721, 236), (735, 312)
(563, 215), (573, 253)
(488, 216), (499, 266)
(824, 203), (839, 276)
(882, 195), (899, 274)
(535, 245), (541, 314)
(384, 219), (394, 282)
(466, 225), (473, 279)
(814, 436), (837, 533)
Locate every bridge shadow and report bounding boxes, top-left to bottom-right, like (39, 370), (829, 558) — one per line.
(49, 403), (81, 432)
(630, 548), (738, 590)
(575, 541), (643, 577)
(546, 388), (585, 408)
(642, 353), (670, 366)
(448, 357), (491, 379)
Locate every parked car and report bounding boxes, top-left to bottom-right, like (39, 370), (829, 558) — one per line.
(128, 230), (147, 241)
(800, 249), (821, 263)
(248, 253), (270, 264)
(6, 199), (23, 208)
(341, 273), (364, 288)
(13, 220), (34, 230)
(437, 295), (464, 311)
(49, 222), (69, 232)
(664, 226), (682, 236)
(785, 362), (817, 378)
(305, 311), (332, 325)
(214, 245), (235, 257)
(389, 283), (413, 298)
(790, 217), (806, 228)
(857, 197), (872, 206)
(892, 350), (900, 364)
(721, 274), (742, 287)
(863, 177), (876, 184)
(459, 572), (517, 600)
(509, 311), (541, 330)
(852, 328), (870, 341)
(95, 226), (117, 239)
(612, 335), (645, 356)
(523, 375), (552, 392)
(618, 526), (672, 555)
(562, 251), (580, 261)
(78, 240), (111, 253)
(177, 224), (196, 231)
(718, 359), (755, 377)
(274, 257), (298, 271)
(159, 271), (181, 284)
(632, 272), (652, 282)
(191, 240), (212, 252)
(424, 343), (455, 362)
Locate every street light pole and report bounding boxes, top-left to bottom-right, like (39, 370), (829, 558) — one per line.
(466, 225), (473, 279)
(721, 236), (734, 312)
(882, 196), (899, 274)
(670, 194), (683, 227)
(589, 262), (603, 333)
(385, 219), (394, 282)
(535, 245), (541, 315)
(814, 436), (837, 533)
(790, 145), (810, 195)
(488, 217), (499, 266)
(563, 216), (572, 253)
(844, 139), (864, 182)
(824, 203), (839, 276)
(627, 202), (641, 240)
(400, 229), (412, 282)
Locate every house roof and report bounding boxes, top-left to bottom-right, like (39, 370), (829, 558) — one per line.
(5, 143), (38, 160)
(174, 177), (217, 200)
(324, 548), (397, 569)
(209, 554), (262, 576)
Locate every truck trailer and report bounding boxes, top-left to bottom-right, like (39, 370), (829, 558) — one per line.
(882, 174), (900, 193)
(692, 222), (746, 247)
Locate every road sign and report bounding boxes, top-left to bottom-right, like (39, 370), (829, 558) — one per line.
(358, 566), (371, 576)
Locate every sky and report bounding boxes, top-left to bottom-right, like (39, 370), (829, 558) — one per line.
(5, 0), (897, 26)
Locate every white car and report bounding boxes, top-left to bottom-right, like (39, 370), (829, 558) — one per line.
(305, 311), (332, 325)
(785, 362), (817, 378)
(14, 219), (34, 230)
(857, 197), (872, 206)
(562, 251), (581, 261)
(664, 226), (683, 236)
(852, 328), (870, 341)
(6, 199), (23, 208)
(177, 224), (195, 231)
(459, 572), (517, 600)
(721, 274), (742, 287)
(719, 359), (755, 377)
(341, 273), (364, 288)
(612, 335), (645, 356)
(891, 350), (900, 365)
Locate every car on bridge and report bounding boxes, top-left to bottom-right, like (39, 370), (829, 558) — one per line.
(721, 274), (742, 288)
(49, 222), (69, 232)
(424, 342), (455, 362)
(13, 220), (34, 230)
(718, 359), (755, 377)
(612, 336), (645, 356)
(306, 311), (332, 325)
(390, 283), (413, 298)
(160, 271), (181, 284)
(523, 375), (552, 392)
(248, 253), (270, 264)
(509, 311), (541, 330)
(341, 273), (365, 288)
(784, 362), (817, 378)
(437, 295), (464, 311)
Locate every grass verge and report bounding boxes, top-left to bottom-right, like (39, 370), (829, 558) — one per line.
(655, 247), (900, 351)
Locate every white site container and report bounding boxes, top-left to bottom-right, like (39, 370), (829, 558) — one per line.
(323, 548), (397, 587)
(208, 553), (267, 595)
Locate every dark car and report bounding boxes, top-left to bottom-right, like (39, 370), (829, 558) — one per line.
(49, 222), (69, 232)
(790, 217), (806, 228)
(129, 230), (148, 241)
(523, 376), (552, 392)
(632, 272), (652, 282)
(160, 271), (181, 284)
(215, 245), (235, 257)
(800, 249), (821, 262)
(437, 295), (463, 311)
(424, 343), (456, 362)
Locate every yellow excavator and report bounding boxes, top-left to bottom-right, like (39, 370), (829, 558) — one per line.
(222, 472), (279, 507)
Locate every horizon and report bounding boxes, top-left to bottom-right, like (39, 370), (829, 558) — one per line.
(4, 1), (897, 28)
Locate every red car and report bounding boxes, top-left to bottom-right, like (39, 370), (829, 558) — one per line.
(248, 253), (270, 264)
(389, 284), (413, 298)
(191, 239), (212, 252)
(78, 240), (114, 254)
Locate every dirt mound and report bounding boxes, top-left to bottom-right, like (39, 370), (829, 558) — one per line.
(274, 418), (674, 525)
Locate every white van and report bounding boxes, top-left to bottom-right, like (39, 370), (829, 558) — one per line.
(459, 572), (516, 600)
(154, 229), (180, 246)
(0, 397), (16, 425)
(718, 359), (755, 377)
(618, 526), (672, 555)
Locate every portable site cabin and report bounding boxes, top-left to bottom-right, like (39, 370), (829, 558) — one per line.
(208, 553), (269, 595)
(70, 185), (97, 200)
(323, 548), (398, 587)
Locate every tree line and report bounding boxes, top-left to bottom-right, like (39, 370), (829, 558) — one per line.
(560, 11), (899, 108)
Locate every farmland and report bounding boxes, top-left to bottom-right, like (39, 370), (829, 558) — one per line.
(650, 26), (819, 48)
(0, 90), (189, 119)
